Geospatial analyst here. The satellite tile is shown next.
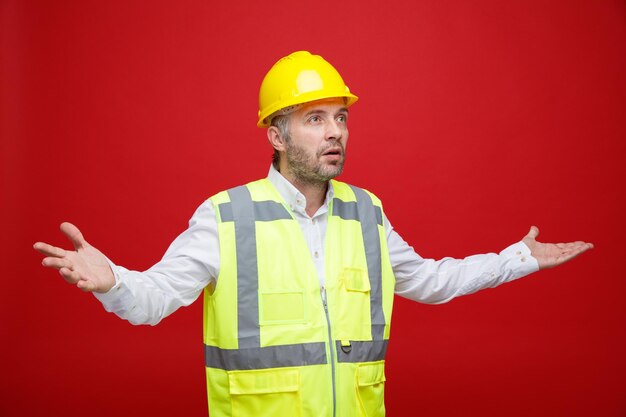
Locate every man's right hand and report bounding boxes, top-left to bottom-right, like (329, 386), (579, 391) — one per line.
(34, 222), (116, 293)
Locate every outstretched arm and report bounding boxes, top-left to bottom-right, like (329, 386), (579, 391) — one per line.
(34, 222), (116, 293)
(389, 219), (594, 304)
(34, 201), (218, 325)
(522, 225), (593, 269)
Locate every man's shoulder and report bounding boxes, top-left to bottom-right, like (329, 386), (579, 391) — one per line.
(207, 178), (272, 201)
(331, 179), (384, 206)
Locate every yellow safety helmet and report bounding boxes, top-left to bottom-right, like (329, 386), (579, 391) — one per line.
(257, 51), (358, 127)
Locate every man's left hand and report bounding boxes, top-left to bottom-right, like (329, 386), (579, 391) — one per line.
(522, 226), (594, 269)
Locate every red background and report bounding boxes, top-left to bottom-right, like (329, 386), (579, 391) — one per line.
(2, 1), (625, 416)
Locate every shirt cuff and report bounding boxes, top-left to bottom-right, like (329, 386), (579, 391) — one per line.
(499, 241), (540, 279)
(92, 259), (134, 312)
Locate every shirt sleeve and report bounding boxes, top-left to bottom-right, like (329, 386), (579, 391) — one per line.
(385, 215), (540, 304)
(93, 200), (220, 325)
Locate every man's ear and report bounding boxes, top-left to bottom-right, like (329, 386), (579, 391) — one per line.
(267, 126), (287, 152)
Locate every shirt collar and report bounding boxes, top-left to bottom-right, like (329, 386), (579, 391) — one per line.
(267, 165), (335, 214)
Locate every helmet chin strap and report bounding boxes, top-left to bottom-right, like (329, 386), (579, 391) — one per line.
(266, 97), (348, 125)
(266, 104), (302, 125)
(276, 104), (302, 116)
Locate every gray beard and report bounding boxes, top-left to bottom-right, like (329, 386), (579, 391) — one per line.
(285, 141), (345, 187)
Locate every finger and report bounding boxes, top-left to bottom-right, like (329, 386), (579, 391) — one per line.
(60, 222), (88, 251)
(526, 225), (539, 240)
(556, 243), (594, 263)
(42, 256), (73, 270)
(59, 267), (82, 284)
(573, 242), (594, 250)
(560, 241), (592, 251)
(558, 241), (586, 248)
(558, 249), (586, 264)
(567, 242), (594, 255)
(77, 279), (96, 292)
(33, 242), (67, 258)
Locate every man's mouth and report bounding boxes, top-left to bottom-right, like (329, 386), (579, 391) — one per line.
(321, 147), (343, 157)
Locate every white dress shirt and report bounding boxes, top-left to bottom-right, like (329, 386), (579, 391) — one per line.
(95, 166), (539, 325)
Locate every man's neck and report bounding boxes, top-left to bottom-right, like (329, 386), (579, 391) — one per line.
(290, 177), (328, 217)
(277, 165), (328, 217)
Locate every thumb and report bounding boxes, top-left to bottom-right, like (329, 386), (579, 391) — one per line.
(60, 222), (87, 250)
(77, 279), (97, 292)
(525, 225), (540, 240)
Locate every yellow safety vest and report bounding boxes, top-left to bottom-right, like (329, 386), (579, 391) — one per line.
(204, 178), (395, 417)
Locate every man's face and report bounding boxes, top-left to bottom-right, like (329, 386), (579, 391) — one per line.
(282, 98), (349, 185)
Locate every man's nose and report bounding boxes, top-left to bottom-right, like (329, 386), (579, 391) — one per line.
(325, 119), (342, 141)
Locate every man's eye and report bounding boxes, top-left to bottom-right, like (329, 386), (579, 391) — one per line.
(336, 115), (347, 123)
(309, 115), (322, 123)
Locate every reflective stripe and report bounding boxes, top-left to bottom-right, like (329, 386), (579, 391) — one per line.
(254, 200), (292, 221)
(335, 340), (388, 363)
(224, 183), (387, 372)
(228, 186), (260, 349)
(205, 342), (327, 370)
(219, 200), (292, 223)
(348, 186), (386, 340)
(332, 200), (383, 226)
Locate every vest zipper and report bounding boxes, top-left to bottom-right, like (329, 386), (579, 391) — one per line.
(321, 287), (337, 417)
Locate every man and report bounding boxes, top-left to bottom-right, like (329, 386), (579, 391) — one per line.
(34, 51), (593, 417)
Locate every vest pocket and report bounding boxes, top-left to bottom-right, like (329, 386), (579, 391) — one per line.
(356, 362), (386, 417)
(336, 268), (371, 340)
(229, 368), (302, 417)
(259, 289), (307, 325)
(343, 268), (371, 292)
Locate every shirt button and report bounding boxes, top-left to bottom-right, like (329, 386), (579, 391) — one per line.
(314, 251), (319, 258)
(516, 251), (522, 255)
(521, 256), (527, 262)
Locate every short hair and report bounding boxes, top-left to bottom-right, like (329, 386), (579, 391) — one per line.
(270, 114), (291, 168)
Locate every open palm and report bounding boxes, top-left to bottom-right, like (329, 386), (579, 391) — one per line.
(34, 222), (115, 293)
(522, 226), (593, 269)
